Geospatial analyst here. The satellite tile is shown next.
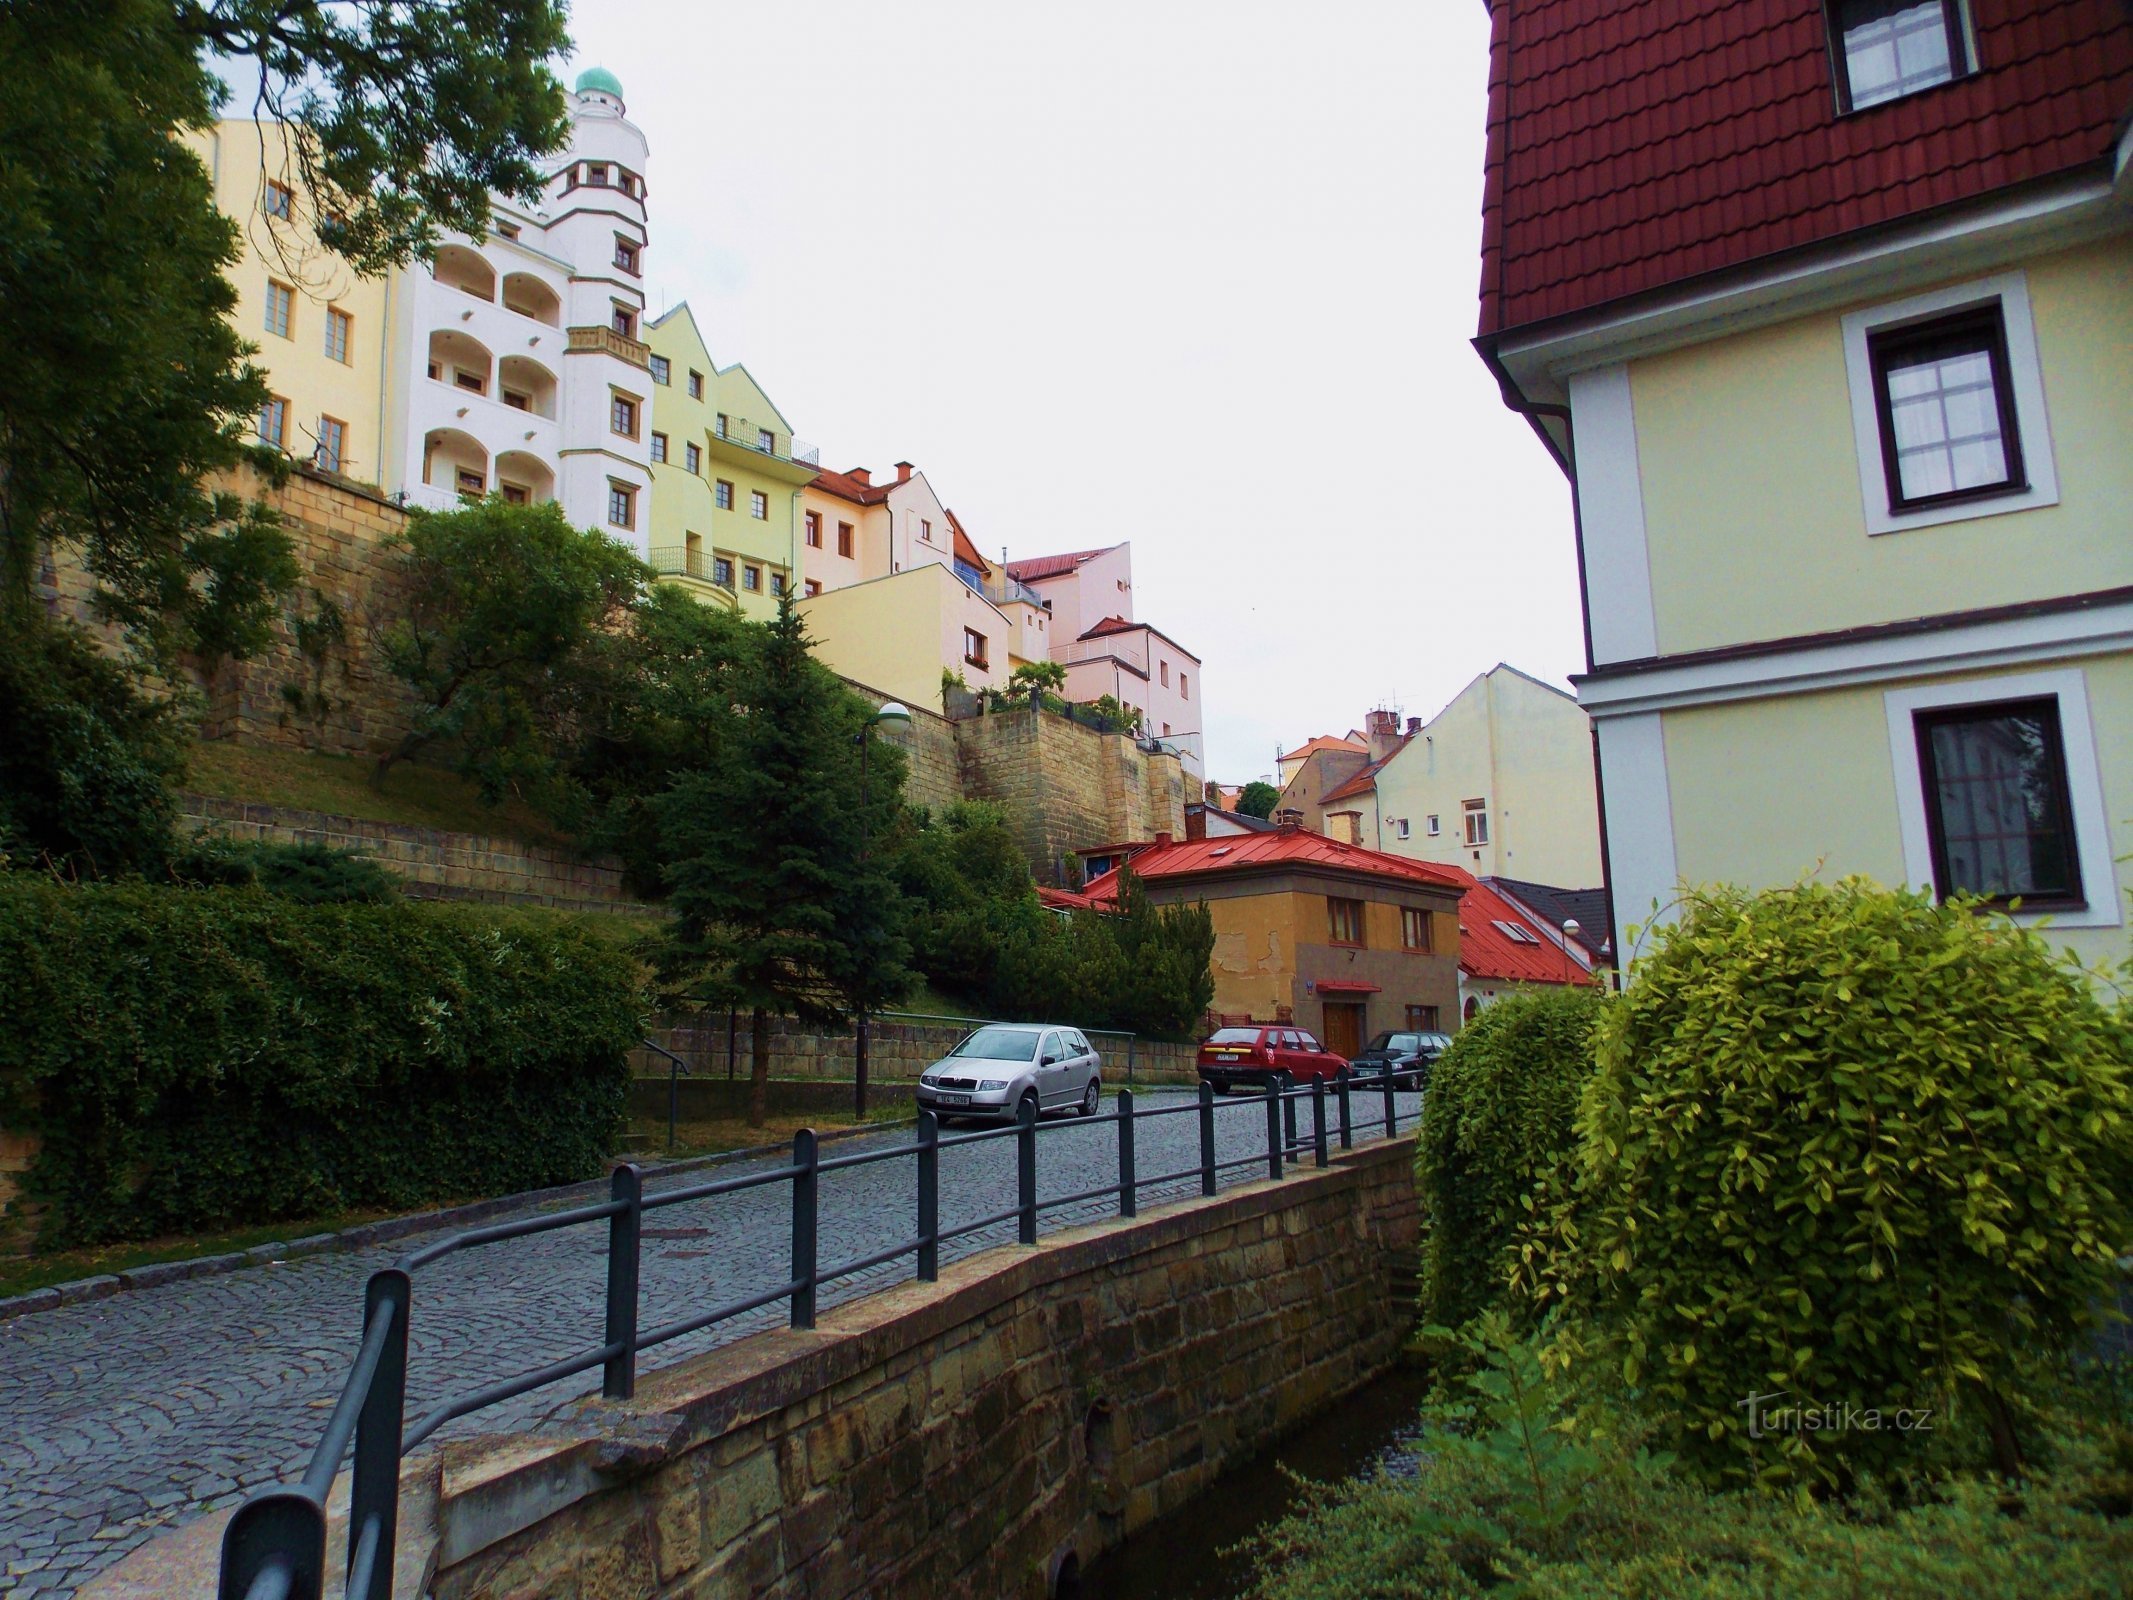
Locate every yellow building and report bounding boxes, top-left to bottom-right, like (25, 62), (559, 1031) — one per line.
(796, 563), (1014, 710)
(1474, 7), (2133, 965)
(183, 121), (395, 483)
(642, 304), (817, 619)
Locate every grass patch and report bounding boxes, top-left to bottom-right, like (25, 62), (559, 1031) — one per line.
(0, 1209), (405, 1298)
(628, 1105), (913, 1161)
(182, 741), (575, 851)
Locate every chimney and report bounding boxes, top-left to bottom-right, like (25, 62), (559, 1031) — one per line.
(1274, 808), (1304, 831)
(1183, 804), (1207, 842)
(847, 466), (871, 486)
(1365, 708), (1401, 761)
(1154, 830), (1174, 848)
(894, 460), (913, 483)
(1406, 715), (1422, 735)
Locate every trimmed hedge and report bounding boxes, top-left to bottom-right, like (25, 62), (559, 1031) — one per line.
(1417, 986), (1605, 1334)
(0, 878), (645, 1249)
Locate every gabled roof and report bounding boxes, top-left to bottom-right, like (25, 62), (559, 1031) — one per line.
(1320, 737), (1410, 804)
(1079, 615), (1137, 640)
(1478, 0), (2133, 337)
(944, 510), (990, 575)
(1458, 877), (1593, 986)
(1280, 734), (1367, 764)
(808, 465), (892, 505)
(1005, 546), (1114, 583)
(1037, 885), (1104, 913)
(1080, 830), (1468, 903)
(1486, 877), (1614, 960)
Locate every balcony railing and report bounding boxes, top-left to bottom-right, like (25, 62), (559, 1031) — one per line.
(711, 418), (821, 469)
(566, 324), (651, 369)
(648, 547), (734, 590)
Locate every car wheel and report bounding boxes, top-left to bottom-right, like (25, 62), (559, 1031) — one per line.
(1080, 1077), (1101, 1117)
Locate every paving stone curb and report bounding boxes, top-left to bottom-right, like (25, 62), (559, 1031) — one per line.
(0, 1119), (911, 1326)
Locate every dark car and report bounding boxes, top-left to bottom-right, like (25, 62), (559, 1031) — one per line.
(1347, 1030), (1452, 1090)
(1195, 1025), (1349, 1094)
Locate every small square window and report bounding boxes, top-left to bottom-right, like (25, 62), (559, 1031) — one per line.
(496, 219), (521, 241)
(611, 303), (636, 338)
(1426, 814), (1441, 837)
(771, 572), (786, 596)
(715, 479), (734, 510)
(588, 164), (610, 187)
(1829, 0), (1964, 112)
(1914, 698), (2081, 906)
(614, 235), (640, 273)
(648, 354), (670, 385)
(804, 579), (822, 597)
(963, 627), (989, 668)
(454, 369), (485, 395)
(749, 490), (768, 520)
(1394, 817), (1410, 841)
(1868, 306), (2024, 512)
(649, 431), (667, 464)
(317, 416), (346, 474)
(456, 467), (485, 497)
(610, 393), (639, 438)
(743, 565), (761, 592)
(264, 280), (294, 339)
(684, 442), (702, 474)
(757, 427), (775, 453)
(324, 307), (351, 364)
(713, 556), (734, 587)
(263, 180), (293, 220)
(258, 396), (287, 449)
(608, 482), (636, 528)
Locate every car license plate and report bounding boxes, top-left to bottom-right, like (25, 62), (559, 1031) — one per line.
(938, 1093), (970, 1106)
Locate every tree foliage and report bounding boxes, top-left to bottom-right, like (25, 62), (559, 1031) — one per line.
(1544, 879), (2133, 1489)
(374, 498), (647, 797)
(1236, 780), (1281, 819)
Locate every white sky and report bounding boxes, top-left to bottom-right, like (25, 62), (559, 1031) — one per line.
(567, 0), (1580, 783)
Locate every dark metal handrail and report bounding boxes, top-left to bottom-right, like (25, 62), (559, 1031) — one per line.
(218, 1066), (1421, 1597)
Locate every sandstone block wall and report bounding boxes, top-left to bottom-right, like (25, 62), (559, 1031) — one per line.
(640, 1014), (1201, 1088)
(956, 708), (1187, 885)
(427, 1136), (1421, 1600)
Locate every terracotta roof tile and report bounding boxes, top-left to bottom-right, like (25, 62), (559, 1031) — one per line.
(1004, 547), (1113, 582)
(808, 466), (891, 505)
(1479, 0), (2133, 336)
(1278, 734), (1368, 763)
(1456, 878), (1595, 986)
(1079, 831), (1468, 903)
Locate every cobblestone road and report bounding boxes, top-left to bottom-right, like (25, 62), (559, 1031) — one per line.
(0, 1085), (1418, 1597)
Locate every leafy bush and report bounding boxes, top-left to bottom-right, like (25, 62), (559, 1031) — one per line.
(1240, 1320), (2133, 1600)
(1418, 988), (1605, 1333)
(0, 877), (644, 1248)
(1553, 879), (2133, 1488)
(0, 611), (188, 878)
(173, 836), (401, 903)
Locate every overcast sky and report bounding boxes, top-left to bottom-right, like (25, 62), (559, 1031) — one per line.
(566, 0), (1579, 783)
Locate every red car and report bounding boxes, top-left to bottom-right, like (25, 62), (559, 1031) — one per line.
(1195, 1025), (1348, 1094)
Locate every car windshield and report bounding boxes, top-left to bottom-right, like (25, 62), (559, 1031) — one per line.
(1206, 1028), (1262, 1045)
(1365, 1032), (1421, 1054)
(951, 1026), (1040, 1061)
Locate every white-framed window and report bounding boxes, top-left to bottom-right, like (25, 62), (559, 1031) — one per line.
(1827, 0), (1968, 113)
(324, 306), (351, 364)
(1426, 814), (1440, 837)
(1840, 271), (2059, 538)
(1462, 799), (1488, 847)
(749, 490), (768, 520)
(1883, 668), (2120, 929)
(1492, 919), (1540, 946)
(264, 280), (294, 339)
(1394, 818), (1411, 841)
(317, 416), (346, 474)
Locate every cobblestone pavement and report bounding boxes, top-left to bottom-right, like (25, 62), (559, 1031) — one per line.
(0, 1085), (1418, 1597)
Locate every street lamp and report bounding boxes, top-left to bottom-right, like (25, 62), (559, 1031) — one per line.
(1561, 918), (1582, 986)
(853, 701), (912, 1116)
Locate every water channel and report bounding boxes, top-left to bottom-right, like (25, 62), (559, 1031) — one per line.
(1079, 1361), (1433, 1600)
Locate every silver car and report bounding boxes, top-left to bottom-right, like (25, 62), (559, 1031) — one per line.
(916, 1024), (1103, 1123)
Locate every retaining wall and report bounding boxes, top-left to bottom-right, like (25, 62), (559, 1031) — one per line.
(425, 1135), (1420, 1599)
(640, 1015), (1201, 1089)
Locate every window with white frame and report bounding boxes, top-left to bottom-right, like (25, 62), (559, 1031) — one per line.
(1884, 669), (2119, 929)
(1840, 272), (2059, 537)
(749, 490), (768, 520)
(1426, 814), (1440, 837)
(1462, 799), (1489, 847)
(1394, 818), (1411, 840)
(1827, 0), (1967, 112)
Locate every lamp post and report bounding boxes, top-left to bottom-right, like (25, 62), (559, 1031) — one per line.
(853, 700), (912, 1117)
(1562, 917), (1582, 987)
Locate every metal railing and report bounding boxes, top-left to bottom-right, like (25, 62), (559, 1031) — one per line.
(216, 1068), (1419, 1599)
(646, 547), (736, 590)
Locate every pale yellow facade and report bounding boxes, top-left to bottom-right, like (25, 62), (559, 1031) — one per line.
(796, 565), (1013, 710)
(183, 122), (397, 484)
(1367, 668), (1602, 885)
(1631, 238), (2133, 656)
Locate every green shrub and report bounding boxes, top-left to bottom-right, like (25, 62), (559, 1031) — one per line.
(1556, 878), (2133, 1489)
(172, 836), (401, 903)
(0, 877), (645, 1248)
(1418, 987), (1605, 1333)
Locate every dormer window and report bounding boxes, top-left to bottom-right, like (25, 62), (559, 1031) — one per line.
(1829, 0), (1967, 112)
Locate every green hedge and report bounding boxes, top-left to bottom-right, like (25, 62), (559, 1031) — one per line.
(0, 878), (645, 1249)
(1417, 987), (1605, 1334)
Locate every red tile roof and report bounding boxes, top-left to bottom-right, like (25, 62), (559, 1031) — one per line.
(1279, 734), (1368, 764)
(1037, 885), (1103, 912)
(1079, 831), (1468, 902)
(945, 509), (990, 575)
(1079, 614), (1138, 640)
(1478, 1), (2133, 335)
(1320, 738), (1410, 804)
(1457, 877), (1592, 986)
(1004, 547), (1112, 582)
(809, 465), (892, 505)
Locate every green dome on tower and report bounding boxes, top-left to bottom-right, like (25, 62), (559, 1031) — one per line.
(574, 66), (624, 99)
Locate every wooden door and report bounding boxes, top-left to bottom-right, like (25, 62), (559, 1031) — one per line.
(1322, 1002), (1365, 1060)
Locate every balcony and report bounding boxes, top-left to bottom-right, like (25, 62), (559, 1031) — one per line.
(566, 324), (651, 369)
(648, 546), (735, 593)
(710, 417), (821, 469)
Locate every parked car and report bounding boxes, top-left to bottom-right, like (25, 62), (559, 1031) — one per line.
(916, 1024), (1103, 1124)
(1347, 1030), (1452, 1090)
(1195, 1025), (1349, 1094)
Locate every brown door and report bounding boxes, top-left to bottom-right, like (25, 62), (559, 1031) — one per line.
(1322, 1002), (1365, 1061)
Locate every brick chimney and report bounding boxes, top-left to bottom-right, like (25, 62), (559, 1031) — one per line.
(894, 461), (913, 483)
(1365, 708), (1401, 761)
(847, 466), (871, 486)
(1183, 804), (1207, 841)
(1406, 715), (1423, 735)
(1274, 808), (1304, 831)
(1154, 830), (1174, 848)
